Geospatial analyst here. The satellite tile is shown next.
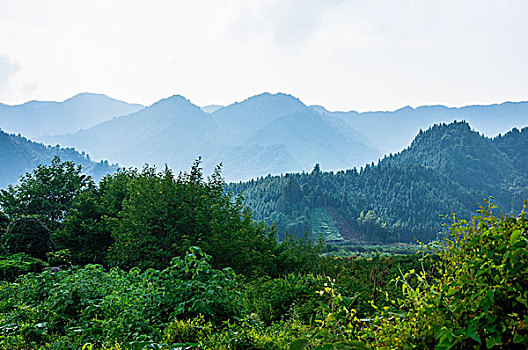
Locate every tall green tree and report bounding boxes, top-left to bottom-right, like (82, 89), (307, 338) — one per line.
(53, 169), (135, 265)
(0, 157), (94, 231)
(4, 216), (53, 259)
(106, 161), (279, 275)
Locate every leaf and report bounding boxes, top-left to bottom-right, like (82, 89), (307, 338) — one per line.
(513, 333), (526, 344)
(435, 329), (455, 350)
(334, 340), (367, 349)
(485, 335), (501, 349)
(314, 345), (335, 350)
(464, 326), (481, 344)
(510, 230), (521, 245)
(290, 338), (310, 350)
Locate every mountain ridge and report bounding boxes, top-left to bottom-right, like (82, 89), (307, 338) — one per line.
(228, 121), (528, 243)
(0, 93), (144, 138)
(42, 92), (380, 182)
(4, 92), (528, 183)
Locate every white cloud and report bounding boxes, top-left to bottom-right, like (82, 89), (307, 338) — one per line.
(226, 0), (347, 47)
(0, 0), (526, 110)
(0, 55), (20, 93)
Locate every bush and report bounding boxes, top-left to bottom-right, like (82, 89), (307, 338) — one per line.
(0, 247), (243, 347)
(244, 273), (326, 325)
(360, 200), (528, 349)
(164, 315), (211, 345)
(200, 318), (307, 350)
(0, 253), (47, 281)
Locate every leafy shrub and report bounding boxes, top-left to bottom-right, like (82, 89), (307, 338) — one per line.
(244, 273), (326, 325)
(359, 200), (528, 349)
(316, 253), (430, 318)
(0, 157), (94, 231)
(200, 318), (307, 350)
(0, 247), (243, 347)
(45, 249), (72, 267)
(0, 253), (47, 281)
(164, 315), (211, 345)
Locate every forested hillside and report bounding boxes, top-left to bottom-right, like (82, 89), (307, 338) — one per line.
(0, 129), (116, 188)
(229, 121), (528, 243)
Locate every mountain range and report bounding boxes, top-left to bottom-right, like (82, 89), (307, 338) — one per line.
(1, 92), (528, 183)
(40, 93), (380, 181)
(314, 101), (528, 154)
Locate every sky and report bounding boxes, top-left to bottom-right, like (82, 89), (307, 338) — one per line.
(0, 0), (527, 111)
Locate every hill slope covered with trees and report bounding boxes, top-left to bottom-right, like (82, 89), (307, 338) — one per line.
(229, 121), (528, 243)
(0, 129), (117, 188)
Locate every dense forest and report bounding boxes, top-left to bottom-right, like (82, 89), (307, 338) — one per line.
(0, 157), (526, 349)
(229, 122), (528, 243)
(0, 129), (117, 188)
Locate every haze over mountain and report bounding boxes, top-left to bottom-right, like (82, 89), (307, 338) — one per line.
(0, 129), (117, 188)
(1, 91), (525, 183)
(0, 93), (144, 138)
(314, 101), (528, 154)
(229, 122), (528, 243)
(42, 93), (381, 181)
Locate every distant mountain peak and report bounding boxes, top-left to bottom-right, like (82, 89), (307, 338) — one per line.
(395, 106), (415, 112)
(62, 93), (143, 108)
(66, 92), (109, 100)
(143, 95), (205, 117)
(150, 94), (192, 106)
(226, 92), (306, 110)
(416, 120), (473, 139)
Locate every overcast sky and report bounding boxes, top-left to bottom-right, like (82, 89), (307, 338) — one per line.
(0, 0), (527, 111)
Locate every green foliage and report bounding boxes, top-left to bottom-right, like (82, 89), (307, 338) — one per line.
(3, 216), (53, 259)
(200, 319), (306, 349)
(312, 278), (360, 344)
(0, 247), (242, 348)
(0, 211), (8, 234)
(318, 253), (432, 317)
(0, 253), (47, 281)
(1, 138), (526, 349)
(322, 242), (421, 258)
(359, 200), (528, 349)
(45, 249), (72, 267)
(244, 273), (326, 325)
(53, 187), (114, 265)
(164, 315), (211, 345)
(0, 157), (94, 230)
(55, 159), (319, 277)
(289, 278), (367, 350)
